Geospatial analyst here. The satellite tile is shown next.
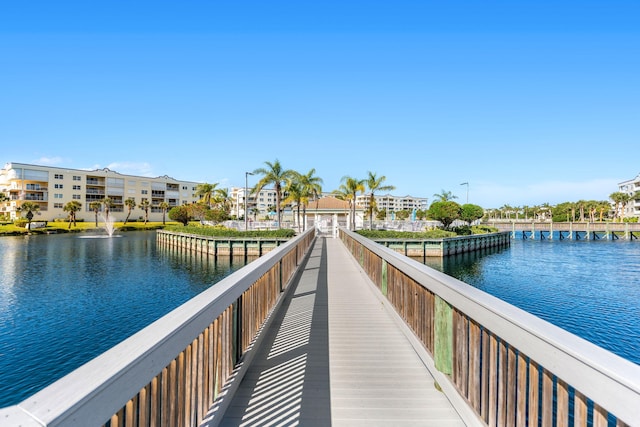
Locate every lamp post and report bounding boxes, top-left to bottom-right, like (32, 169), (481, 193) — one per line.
(460, 182), (469, 204)
(245, 172), (254, 231)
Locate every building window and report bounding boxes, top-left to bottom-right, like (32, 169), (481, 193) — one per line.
(54, 184), (63, 189)
(54, 193), (63, 199)
(54, 174), (64, 179)
(72, 195), (81, 200)
(73, 185), (81, 190)
(54, 203), (63, 209)
(141, 190), (148, 195)
(73, 175), (82, 181)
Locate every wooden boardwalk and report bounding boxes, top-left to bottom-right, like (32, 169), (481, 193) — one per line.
(214, 236), (465, 426)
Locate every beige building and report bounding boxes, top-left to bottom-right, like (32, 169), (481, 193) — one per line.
(355, 193), (428, 215)
(0, 162), (201, 222)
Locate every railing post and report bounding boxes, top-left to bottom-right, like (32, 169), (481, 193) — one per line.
(434, 295), (453, 375)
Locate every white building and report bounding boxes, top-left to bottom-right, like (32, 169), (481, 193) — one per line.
(0, 162), (201, 222)
(618, 173), (640, 219)
(355, 193), (429, 216)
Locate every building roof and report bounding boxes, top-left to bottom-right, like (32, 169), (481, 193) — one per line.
(306, 196), (350, 211)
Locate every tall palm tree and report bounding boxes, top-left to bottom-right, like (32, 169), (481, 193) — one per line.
(365, 171), (395, 230)
(298, 168), (323, 231)
(195, 182), (218, 208)
(158, 201), (170, 225)
(89, 201), (102, 227)
(101, 197), (113, 219)
(214, 188), (232, 214)
(336, 176), (365, 230)
(123, 198), (136, 224)
(283, 180), (304, 232)
(253, 159), (295, 228)
(63, 201), (82, 229)
(139, 199), (151, 224)
(609, 192), (627, 222)
(433, 190), (457, 202)
(17, 201), (40, 229)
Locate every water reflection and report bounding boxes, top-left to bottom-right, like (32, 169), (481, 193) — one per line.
(0, 232), (246, 407)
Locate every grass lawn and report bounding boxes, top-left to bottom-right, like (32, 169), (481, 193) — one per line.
(0, 221), (172, 236)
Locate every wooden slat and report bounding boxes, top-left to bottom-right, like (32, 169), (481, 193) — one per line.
(489, 334), (498, 426)
(541, 368), (553, 427)
(497, 340), (507, 426)
(573, 390), (588, 427)
(469, 320), (481, 412)
(528, 362), (540, 427)
(481, 330), (490, 423)
(124, 399), (134, 427)
(177, 352), (185, 427)
(593, 404), (608, 427)
(506, 345), (516, 426)
(138, 385), (149, 427)
(516, 352), (527, 426)
(169, 359), (177, 426)
(556, 379), (569, 427)
(161, 367), (169, 426)
(150, 376), (160, 427)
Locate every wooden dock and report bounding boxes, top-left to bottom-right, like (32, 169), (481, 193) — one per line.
(210, 236), (467, 426)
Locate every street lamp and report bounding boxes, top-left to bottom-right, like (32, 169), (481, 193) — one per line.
(245, 172), (254, 230)
(460, 182), (469, 204)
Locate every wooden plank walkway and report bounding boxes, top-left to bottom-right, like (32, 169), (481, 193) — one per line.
(213, 236), (465, 426)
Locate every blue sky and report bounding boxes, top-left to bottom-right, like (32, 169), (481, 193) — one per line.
(1, 1), (638, 208)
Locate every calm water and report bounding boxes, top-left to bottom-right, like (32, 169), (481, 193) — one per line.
(0, 232), (246, 408)
(425, 239), (640, 365)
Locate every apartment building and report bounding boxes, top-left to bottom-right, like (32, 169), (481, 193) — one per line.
(0, 162), (201, 222)
(618, 173), (640, 219)
(355, 193), (429, 215)
(229, 187), (287, 220)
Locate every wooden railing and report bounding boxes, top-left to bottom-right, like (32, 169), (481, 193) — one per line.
(340, 228), (640, 427)
(0, 228), (315, 427)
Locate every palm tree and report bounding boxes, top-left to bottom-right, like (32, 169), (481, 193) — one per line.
(63, 201), (82, 229)
(89, 201), (102, 227)
(158, 201), (170, 225)
(195, 182), (218, 208)
(365, 171), (395, 230)
(101, 197), (113, 219)
(283, 180), (304, 232)
(0, 192), (7, 203)
(214, 188), (232, 214)
(16, 201), (40, 229)
(433, 190), (457, 202)
(253, 159), (295, 228)
(123, 198), (136, 224)
(609, 192), (627, 222)
(298, 168), (323, 231)
(336, 176), (365, 230)
(139, 200), (151, 224)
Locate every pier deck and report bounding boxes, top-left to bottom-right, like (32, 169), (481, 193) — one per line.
(214, 236), (465, 426)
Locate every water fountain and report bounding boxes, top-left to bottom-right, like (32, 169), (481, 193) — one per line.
(100, 213), (116, 237)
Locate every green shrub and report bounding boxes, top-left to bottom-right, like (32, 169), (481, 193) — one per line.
(164, 224), (296, 238)
(356, 229), (457, 239)
(14, 219), (28, 228)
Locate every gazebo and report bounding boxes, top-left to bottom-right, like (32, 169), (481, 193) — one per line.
(302, 196), (363, 233)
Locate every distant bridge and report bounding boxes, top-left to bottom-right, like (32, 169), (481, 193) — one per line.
(489, 220), (640, 240)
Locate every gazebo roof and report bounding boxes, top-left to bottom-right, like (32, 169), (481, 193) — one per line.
(305, 196), (351, 212)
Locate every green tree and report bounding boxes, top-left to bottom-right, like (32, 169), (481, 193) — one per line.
(335, 176), (365, 230)
(433, 190), (458, 202)
(213, 187), (232, 213)
(123, 198), (136, 224)
(195, 182), (218, 208)
(89, 201), (102, 227)
(0, 192), (7, 203)
(63, 201), (82, 229)
(428, 201), (461, 229)
(16, 201), (40, 229)
(283, 180), (304, 232)
(101, 197), (113, 219)
(138, 199), (151, 224)
(365, 171), (395, 230)
(460, 203), (484, 226)
(158, 201), (170, 225)
(298, 168), (323, 231)
(609, 192), (629, 222)
(253, 159), (295, 228)
(168, 205), (191, 225)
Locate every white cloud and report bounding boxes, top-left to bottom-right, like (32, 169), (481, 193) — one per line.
(35, 156), (64, 165)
